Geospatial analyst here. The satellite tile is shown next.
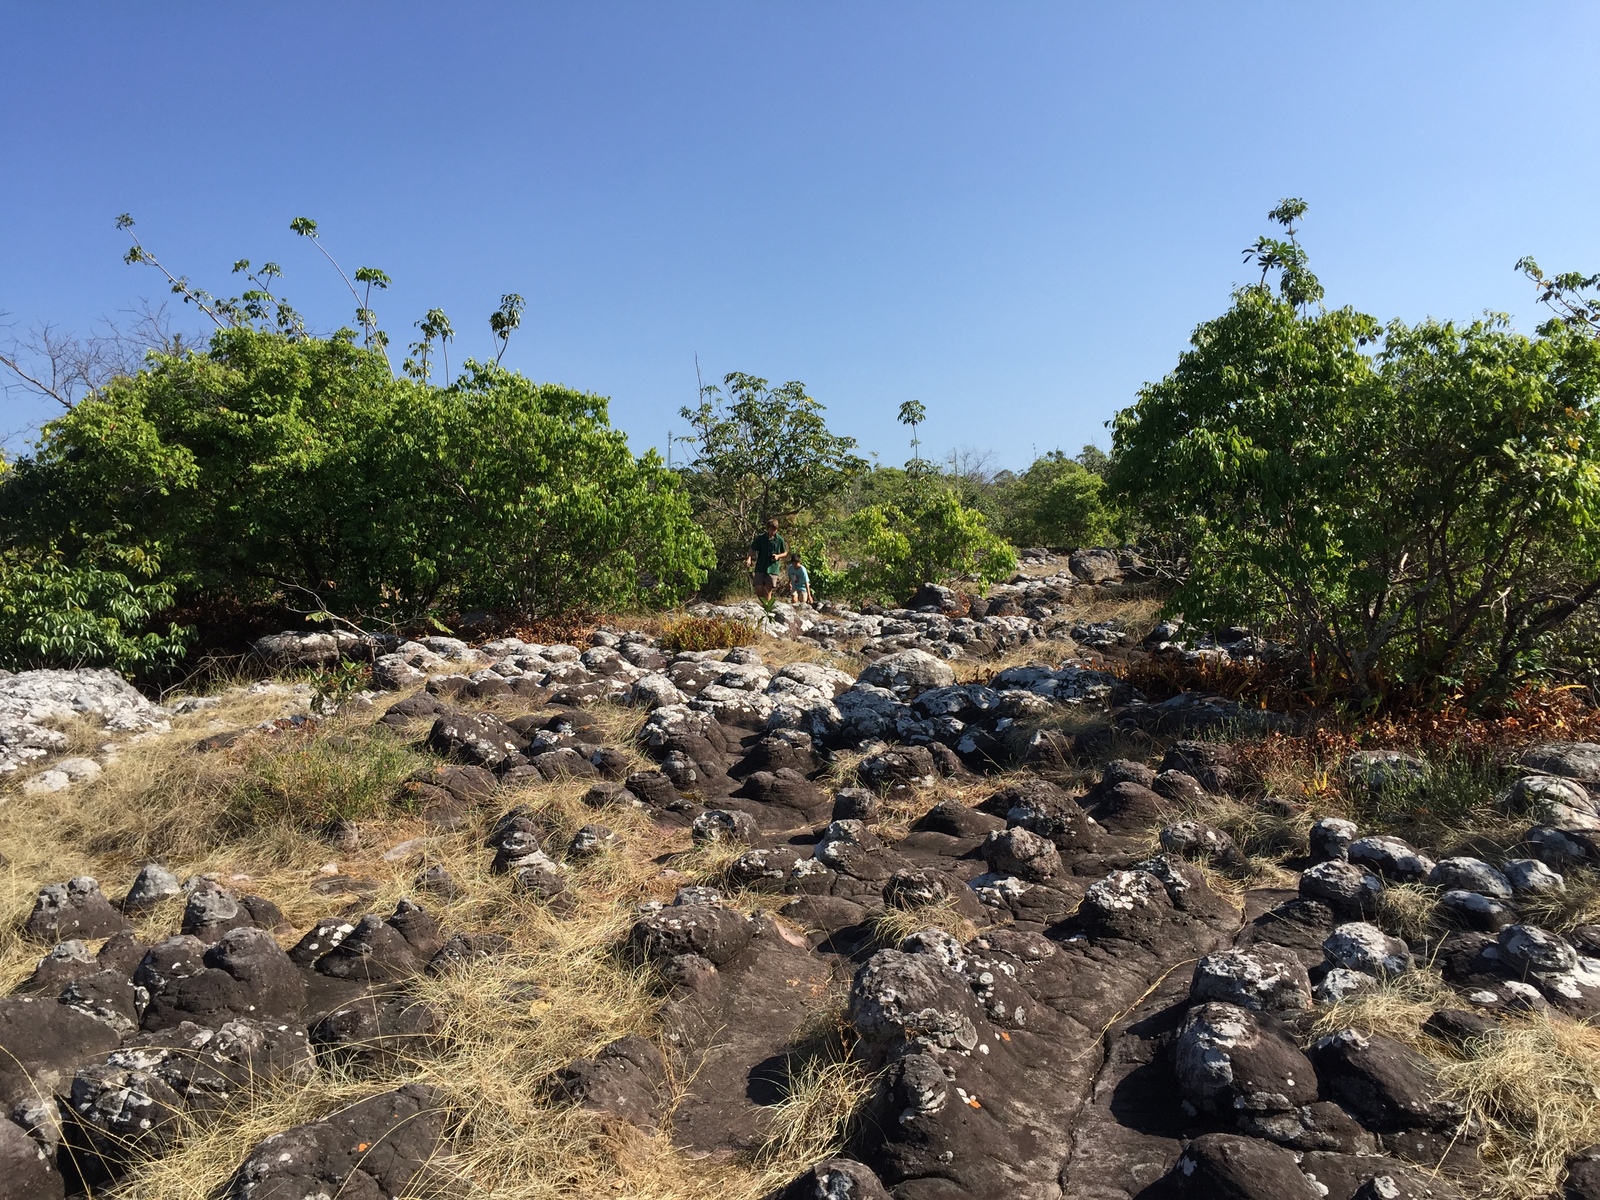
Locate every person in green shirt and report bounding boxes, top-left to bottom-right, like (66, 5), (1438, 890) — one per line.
(746, 517), (787, 598)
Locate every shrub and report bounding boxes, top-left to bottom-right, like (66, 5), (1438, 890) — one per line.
(659, 615), (759, 653)
(995, 452), (1115, 548)
(1111, 201), (1600, 701)
(834, 486), (1016, 605)
(0, 545), (192, 672)
(2, 328), (714, 625)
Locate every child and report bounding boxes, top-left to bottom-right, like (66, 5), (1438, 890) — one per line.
(786, 552), (812, 605)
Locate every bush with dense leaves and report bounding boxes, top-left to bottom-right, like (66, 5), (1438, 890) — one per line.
(1110, 205), (1600, 700)
(832, 485), (1016, 605)
(2, 328), (713, 628)
(994, 452), (1115, 549)
(0, 545), (192, 672)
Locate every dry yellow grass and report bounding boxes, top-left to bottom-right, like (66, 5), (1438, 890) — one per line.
(0, 687), (867, 1199)
(1308, 971), (1600, 1200)
(871, 896), (978, 948)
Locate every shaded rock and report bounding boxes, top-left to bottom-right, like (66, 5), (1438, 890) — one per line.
(65, 1059), (184, 1173)
(1324, 922), (1414, 978)
(1160, 740), (1237, 793)
(425, 707), (528, 771)
(1174, 1002), (1317, 1116)
(1438, 889), (1515, 932)
(0, 996), (121, 1111)
(911, 799), (1004, 840)
(735, 768), (831, 825)
(1345, 751), (1428, 796)
(312, 902), (441, 986)
(692, 809), (759, 845)
(778, 1158), (891, 1200)
(310, 993), (438, 1066)
(624, 770), (680, 808)
(1169, 1132), (1322, 1199)
(1505, 857), (1565, 895)
(1161, 819), (1241, 866)
(1309, 1029), (1459, 1132)
(1520, 742), (1600, 782)
(1084, 779), (1169, 834)
(138, 928), (306, 1031)
(857, 649), (955, 696)
(1068, 547), (1122, 584)
(994, 777), (1105, 856)
(1154, 769), (1210, 805)
(858, 746), (938, 791)
(567, 823), (619, 859)
(1427, 857), (1512, 899)
(16, 940), (100, 996)
(551, 1035), (668, 1130)
(727, 847), (802, 890)
(1421, 1008), (1500, 1050)
(1310, 817), (1359, 864)
(1348, 836), (1435, 884)
(629, 902), (754, 967)
(0, 1111), (64, 1199)
(121, 863), (181, 913)
(979, 826), (1061, 882)
(1300, 860), (1383, 917)
(287, 920), (356, 968)
(23, 878), (131, 943)
(1299, 1150), (1468, 1200)
(1191, 945), (1313, 1014)
(60, 970), (140, 1036)
(225, 1083), (444, 1200)
(832, 787), (881, 822)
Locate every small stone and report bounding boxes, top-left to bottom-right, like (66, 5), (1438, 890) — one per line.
(1503, 858), (1565, 895)
(1309, 817), (1359, 864)
(1300, 859), (1383, 916)
(1316, 967), (1378, 1004)
(122, 863), (181, 912)
(1348, 835), (1435, 883)
(1324, 921), (1414, 977)
(1427, 857), (1512, 899)
(568, 824), (620, 859)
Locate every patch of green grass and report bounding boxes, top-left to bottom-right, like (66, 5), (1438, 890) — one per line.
(660, 615), (759, 653)
(225, 728), (426, 832)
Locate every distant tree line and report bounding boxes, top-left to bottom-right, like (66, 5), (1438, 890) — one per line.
(7, 202), (1600, 705)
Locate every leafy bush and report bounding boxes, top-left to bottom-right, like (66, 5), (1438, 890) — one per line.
(831, 486), (1016, 605)
(659, 615), (759, 653)
(994, 452), (1115, 548)
(1111, 201), (1600, 700)
(2, 328), (713, 625)
(0, 545), (192, 672)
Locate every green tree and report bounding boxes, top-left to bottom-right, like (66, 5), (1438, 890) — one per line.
(677, 372), (866, 591)
(838, 488), (1016, 604)
(1110, 200), (1600, 699)
(3, 329), (713, 624)
(996, 452), (1114, 548)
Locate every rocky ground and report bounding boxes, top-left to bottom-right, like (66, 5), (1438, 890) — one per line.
(4, 565), (1600, 1199)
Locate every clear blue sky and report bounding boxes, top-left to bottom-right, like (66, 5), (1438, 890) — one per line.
(3, 3), (1598, 469)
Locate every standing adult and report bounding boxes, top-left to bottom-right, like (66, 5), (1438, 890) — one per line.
(747, 517), (787, 598)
